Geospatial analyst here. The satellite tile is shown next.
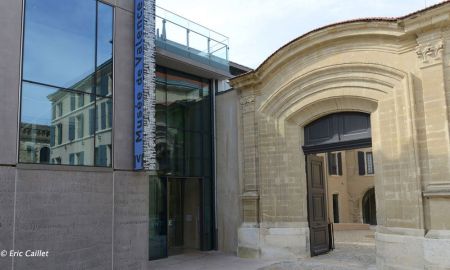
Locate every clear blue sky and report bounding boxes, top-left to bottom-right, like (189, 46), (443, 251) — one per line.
(157, 0), (443, 68)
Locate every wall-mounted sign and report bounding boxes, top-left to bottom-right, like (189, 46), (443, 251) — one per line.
(134, 0), (156, 170)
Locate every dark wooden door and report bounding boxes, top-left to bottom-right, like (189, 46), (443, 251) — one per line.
(307, 155), (331, 256)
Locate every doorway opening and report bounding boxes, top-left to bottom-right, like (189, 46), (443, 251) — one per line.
(149, 176), (204, 260)
(362, 187), (377, 225)
(168, 177), (202, 255)
(304, 112), (377, 256)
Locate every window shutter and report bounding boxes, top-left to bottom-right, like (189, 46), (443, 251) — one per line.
(327, 152), (333, 175)
(50, 126), (55, 146)
(101, 102), (106, 129)
(69, 117), (75, 141)
(100, 74), (108, 96)
(337, 152), (342, 175)
(358, 151), (365, 175)
(107, 100), (112, 128)
(99, 145), (107, 166)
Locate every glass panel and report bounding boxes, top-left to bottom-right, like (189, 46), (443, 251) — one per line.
(155, 125), (168, 172)
(166, 83), (202, 131)
(201, 177), (213, 250)
(23, 0), (96, 90)
(202, 133), (212, 177)
(97, 2), (113, 67)
(156, 86), (167, 131)
(149, 175), (167, 260)
(366, 152), (374, 174)
(167, 128), (184, 175)
(19, 82), (95, 165)
(96, 2), (113, 96)
(95, 98), (112, 167)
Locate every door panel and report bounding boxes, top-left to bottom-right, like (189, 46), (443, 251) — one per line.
(149, 175), (168, 260)
(307, 155), (331, 256)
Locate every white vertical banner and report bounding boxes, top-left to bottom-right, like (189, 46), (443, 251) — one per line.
(134, 0), (156, 171)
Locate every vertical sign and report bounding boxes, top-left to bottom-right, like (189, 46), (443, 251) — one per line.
(134, 0), (156, 170)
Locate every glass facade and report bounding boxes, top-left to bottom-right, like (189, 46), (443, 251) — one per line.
(20, 0), (113, 166)
(149, 66), (214, 259)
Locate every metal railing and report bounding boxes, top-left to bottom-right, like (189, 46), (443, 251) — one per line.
(155, 6), (229, 67)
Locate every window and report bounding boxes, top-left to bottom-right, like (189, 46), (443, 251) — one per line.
(19, 0), (113, 167)
(70, 94), (76, 111)
(78, 93), (84, 108)
(76, 152), (84, 165)
(328, 152), (342, 176)
(57, 102), (63, 117)
(358, 151), (374, 175)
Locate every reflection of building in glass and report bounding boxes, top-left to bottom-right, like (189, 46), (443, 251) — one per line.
(18, 124), (50, 163)
(47, 61), (112, 166)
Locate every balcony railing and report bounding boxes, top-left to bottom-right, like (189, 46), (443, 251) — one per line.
(155, 6), (229, 70)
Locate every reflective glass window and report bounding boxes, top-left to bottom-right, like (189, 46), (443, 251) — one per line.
(23, 0), (96, 90)
(20, 0), (113, 167)
(154, 66), (212, 177)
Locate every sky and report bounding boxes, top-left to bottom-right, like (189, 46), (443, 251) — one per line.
(156, 0), (444, 69)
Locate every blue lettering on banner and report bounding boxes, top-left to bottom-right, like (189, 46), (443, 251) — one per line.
(134, 0), (144, 170)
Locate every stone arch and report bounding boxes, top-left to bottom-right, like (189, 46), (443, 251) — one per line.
(259, 63), (406, 120)
(230, 3), (450, 267)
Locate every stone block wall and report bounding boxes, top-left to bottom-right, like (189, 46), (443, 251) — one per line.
(230, 3), (450, 269)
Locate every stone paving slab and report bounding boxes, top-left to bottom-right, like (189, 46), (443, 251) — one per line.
(148, 251), (277, 270)
(148, 230), (376, 270)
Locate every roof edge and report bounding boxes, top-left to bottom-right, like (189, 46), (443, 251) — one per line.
(230, 0), (450, 85)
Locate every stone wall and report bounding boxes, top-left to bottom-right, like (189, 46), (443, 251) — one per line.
(230, 3), (450, 269)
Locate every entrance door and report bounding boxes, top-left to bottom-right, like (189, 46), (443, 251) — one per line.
(167, 178), (202, 255)
(149, 175), (168, 260)
(307, 155), (331, 256)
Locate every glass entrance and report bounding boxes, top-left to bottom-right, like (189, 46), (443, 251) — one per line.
(168, 177), (202, 255)
(149, 175), (167, 260)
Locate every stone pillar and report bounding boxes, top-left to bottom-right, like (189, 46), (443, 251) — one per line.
(237, 94), (261, 258)
(416, 30), (450, 270)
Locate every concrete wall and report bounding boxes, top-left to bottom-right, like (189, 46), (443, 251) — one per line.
(215, 90), (241, 254)
(0, 1), (152, 269)
(0, 0), (21, 165)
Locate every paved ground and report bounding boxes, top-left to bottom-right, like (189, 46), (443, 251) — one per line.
(148, 229), (376, 270)
(148, 251), (277, 270)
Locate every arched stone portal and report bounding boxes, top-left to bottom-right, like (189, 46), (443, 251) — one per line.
(230, 3), (450, 269)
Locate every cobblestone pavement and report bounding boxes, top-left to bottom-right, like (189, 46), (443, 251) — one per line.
(148, 229), (376, 270)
